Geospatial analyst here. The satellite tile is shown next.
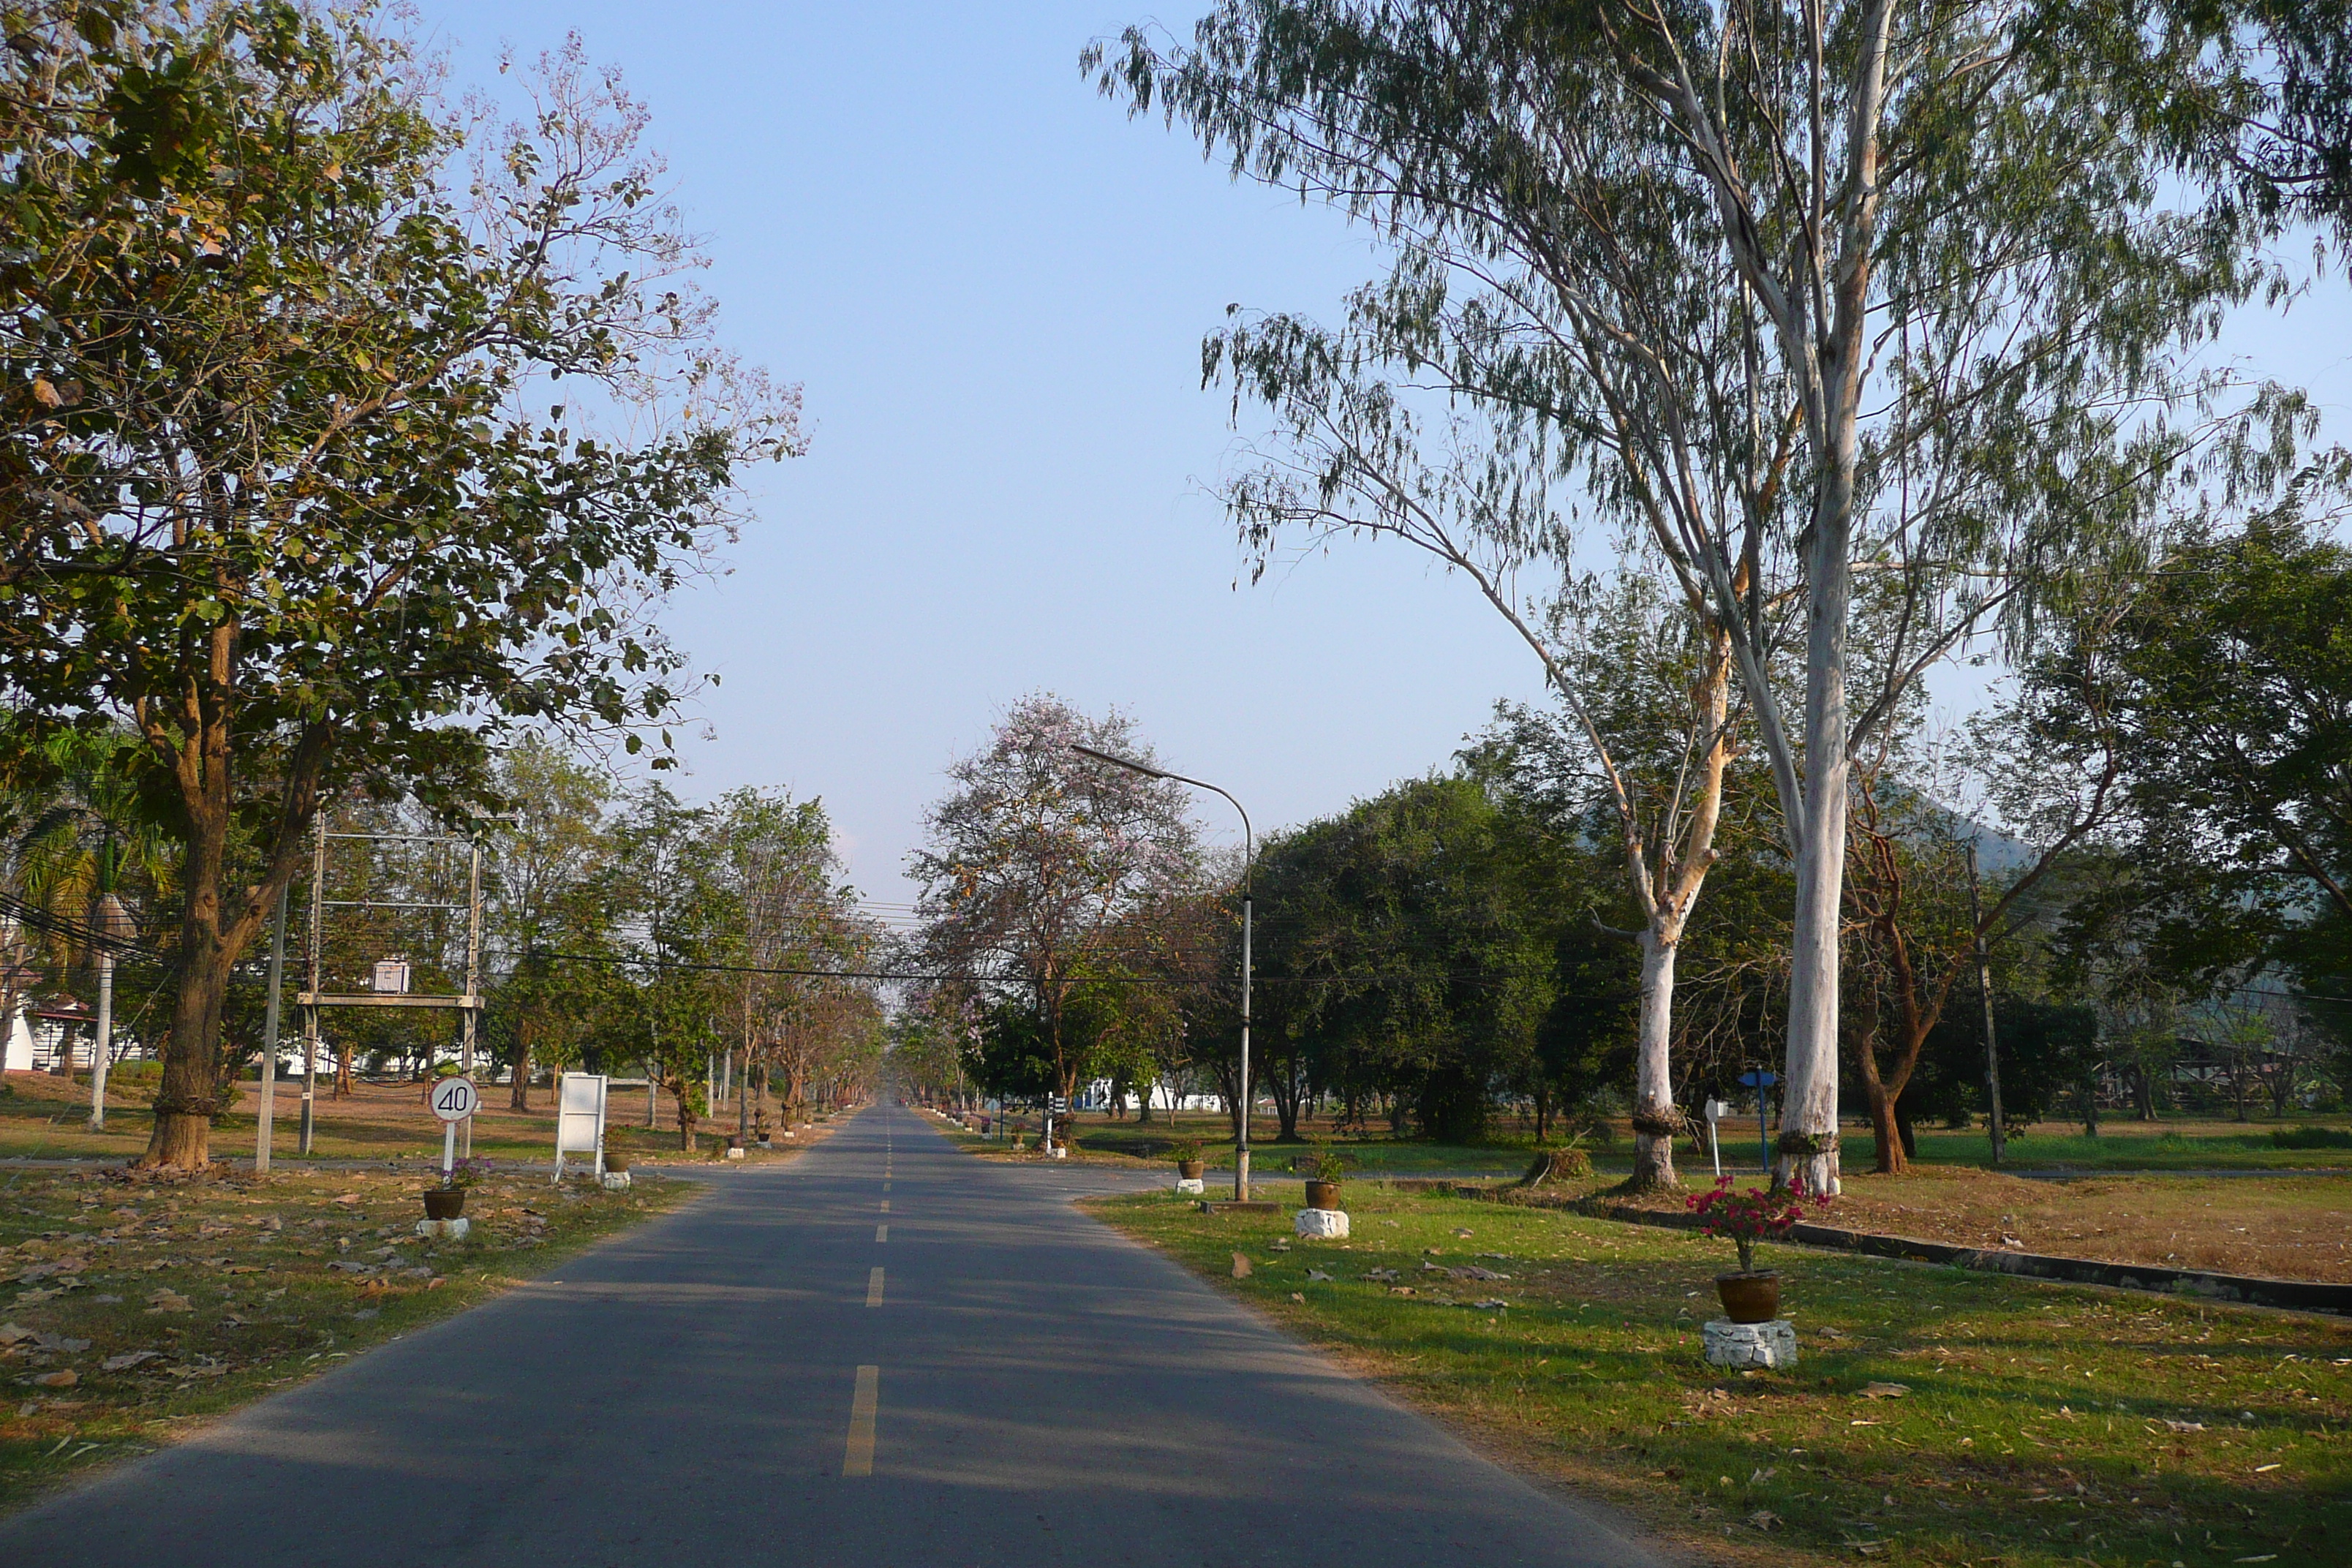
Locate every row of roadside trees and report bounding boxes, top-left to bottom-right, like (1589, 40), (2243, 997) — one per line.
(1059, 0), (2352, 1190)
(0, 2), (806, 1167)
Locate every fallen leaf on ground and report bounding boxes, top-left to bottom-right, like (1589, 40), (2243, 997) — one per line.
(1230, 1253), (1252, 1279)
(1746, 1510), (1781, 1531)
(1305, 1269), (1333, 1282)
(29, 1370), (76, 1389)
(100, 1351), (162, 1372)
(144, 1291), (193, 1314)
(1859, 1382), (1911, 1399)
(0, 1323), (30, 1345)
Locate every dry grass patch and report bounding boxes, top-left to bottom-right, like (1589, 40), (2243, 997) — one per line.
(0, 1161), (696, 1513)
(1587, 1165), (2352, 1284)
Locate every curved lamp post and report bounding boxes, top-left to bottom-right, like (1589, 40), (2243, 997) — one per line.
(1070, 745), (1254, 1201)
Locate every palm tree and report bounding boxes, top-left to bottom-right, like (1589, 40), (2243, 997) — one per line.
(7, 728), (176, 1126)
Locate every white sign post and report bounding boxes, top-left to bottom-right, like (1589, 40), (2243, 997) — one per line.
(552, 1072), (609, 1185)
(1703, 1097), (1731, 1177)
(431, 1074), (480, 1182)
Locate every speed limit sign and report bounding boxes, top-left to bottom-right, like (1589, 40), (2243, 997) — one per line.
(430, 1076), (481, 1123)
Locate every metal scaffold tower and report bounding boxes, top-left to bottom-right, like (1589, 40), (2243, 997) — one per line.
(292, 816), (485, 1156)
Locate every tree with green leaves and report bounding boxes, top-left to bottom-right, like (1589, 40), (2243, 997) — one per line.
(1247, 774), (1568, 1144)
(915, 694), (1202, 1112)
(0, 8), (800, 1168)
(1093, 0), (2283, 1192)
(481, 736), (612, 1110)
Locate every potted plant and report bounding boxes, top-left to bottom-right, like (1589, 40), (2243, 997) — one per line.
(1686, 1176), (1825, 1322)
(1303, 1146), (1352, 1210)
(1169, 1137), (1205, 1181)
(604, 1128), (633, 1174)
(423, 1156), (491, 1221)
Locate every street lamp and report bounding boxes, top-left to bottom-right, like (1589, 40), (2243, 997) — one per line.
(1070, 744), (1254, 1201)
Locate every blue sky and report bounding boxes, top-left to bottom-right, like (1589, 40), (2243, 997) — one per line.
(418, 1), (2352, 907)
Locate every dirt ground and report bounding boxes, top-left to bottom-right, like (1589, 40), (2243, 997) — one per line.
(1630, 1164), (2352, 1283)
(1, 1068), (831, 1165)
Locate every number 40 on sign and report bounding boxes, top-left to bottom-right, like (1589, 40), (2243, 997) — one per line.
(431, 1077), (480, 1179)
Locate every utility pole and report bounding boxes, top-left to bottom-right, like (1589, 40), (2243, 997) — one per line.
(1967, 841), (2007, 1166)
(459, 832), (483, 1158)
(86, 893), (130, 1131)
(255, 884), (289, 1171)
(301, 816), (325, 1156)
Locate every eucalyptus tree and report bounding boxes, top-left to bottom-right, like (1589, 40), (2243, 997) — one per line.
(913, 694), (1202, 1112)
(0, 9), (801, 1168)
(1094, 0), (2272, 1190)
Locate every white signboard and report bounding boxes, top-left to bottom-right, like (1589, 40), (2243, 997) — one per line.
(372, 959), (411, 994)
(553, 1072), (608, 1183)
(430, 1076), (481, 1123)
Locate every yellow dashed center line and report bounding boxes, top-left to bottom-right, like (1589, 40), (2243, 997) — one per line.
(875, 1224), (888, 1243)
(867, 1265), (885, 1307)
(843, 1365), (879, 1477)
(878, 1199), (889, 1213)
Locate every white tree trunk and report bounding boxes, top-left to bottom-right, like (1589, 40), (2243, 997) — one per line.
(1776, 520), (1853, 1197)
(1629, 930), (1679, 1190)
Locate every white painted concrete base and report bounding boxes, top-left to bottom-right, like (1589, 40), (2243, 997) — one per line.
(725, 1147), (745, 1159)
(1175, 1177), (1205, 1195)
(600, 1171), (633, 1191)
(1294, 1208), (1350, 1240)
(415, 1217), (470, 1240)
(1049, 1146), (1067, 1160)
(1703, 1319), (1798, 1369)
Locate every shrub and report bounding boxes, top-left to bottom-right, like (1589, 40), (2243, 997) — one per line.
(1686, 1176), (1831, 1274)
(2271, 1125), (2352, 1150)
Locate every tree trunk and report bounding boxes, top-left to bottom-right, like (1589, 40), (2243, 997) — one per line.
(1858, 1068), (1907, 1175)
(144, 934), (232, 1169)
(1624, 932), (1681, 1192)
(1777, 564), (1852, 1196)
(1270, 1055), (1303, 1141)
(2133, 1066), (2155, 1120)
(671, 1071), (698, 1153)
(510, 1020), (532, 1112)
(1893, 1091), (1918, 1162)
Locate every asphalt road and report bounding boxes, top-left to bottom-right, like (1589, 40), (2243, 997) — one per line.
(0, 1104), (1667, 1567)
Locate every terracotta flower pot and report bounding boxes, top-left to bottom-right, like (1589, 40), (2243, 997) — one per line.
(1177, 1160), (1205, 1180)
(422, 1188), (467, 1221)
(604, 1150), (633, 1173)
(1714, 1270), (1780, 1324)
(1305, 1180), (1343, 1211)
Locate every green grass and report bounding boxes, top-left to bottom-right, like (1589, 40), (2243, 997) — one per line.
(1910, 1123), (2352, 1171)
(1088, 1185), (2352, 1567)
(0, 1164), (700, 1514)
